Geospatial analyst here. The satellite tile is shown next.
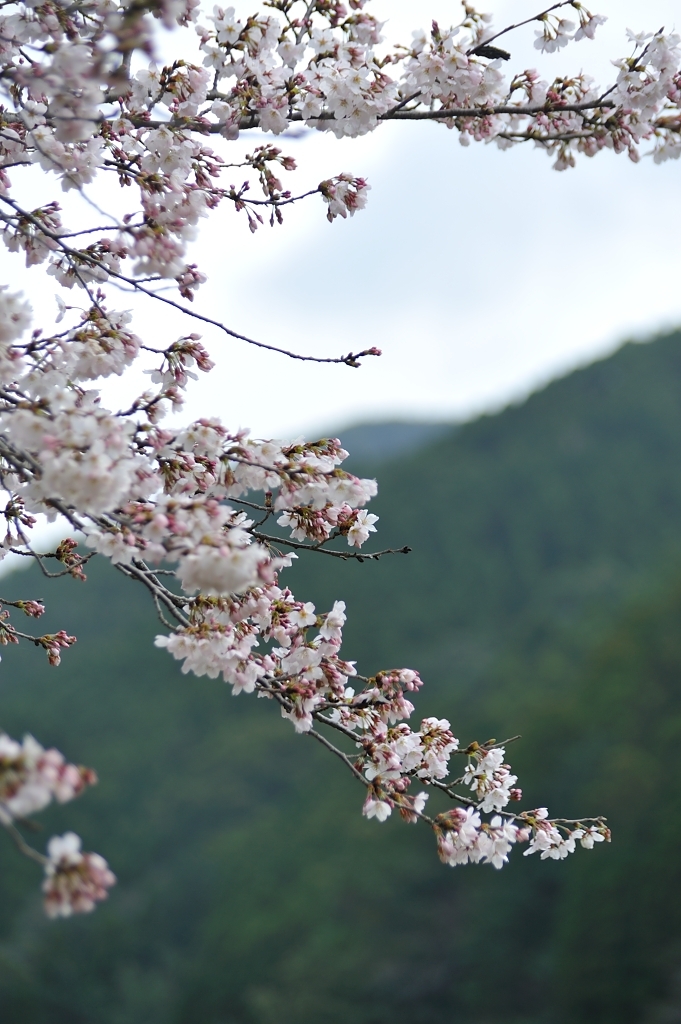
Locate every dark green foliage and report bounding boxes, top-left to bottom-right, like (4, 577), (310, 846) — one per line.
(4, 331), (681, 1020)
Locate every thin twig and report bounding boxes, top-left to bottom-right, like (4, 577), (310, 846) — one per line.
(0, 818), (47, 866)
(0, 193), (382, 369)
(253, 530), (411, 561)
(306, 726), (368, 786)
(468, 0), (576, 53)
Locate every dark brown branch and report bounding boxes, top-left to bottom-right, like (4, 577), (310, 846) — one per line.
(252, 530), (411, 561)
(375, 99), (616, 121)
(128, 97), (617, 135)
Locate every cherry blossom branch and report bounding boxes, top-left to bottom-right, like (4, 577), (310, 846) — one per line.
(8, 547), (94, 579)
(291, 701), (604, 841)
(469, 0), (578, 52)
(130, 98), (617, 135)
(0, 195), (383, 368)
(262, 685), (437, 826)
(111, 277), (383, 367)
(252, 530), (411, 562)
(372, 100), (616, 120)
(0, 0), (638, 911)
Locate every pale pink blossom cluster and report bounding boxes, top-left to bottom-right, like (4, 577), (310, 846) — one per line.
(319, 174), (371, 221)
(437, 808), (521, 870)
(277, 502), (377, 546)
(42, 832), (116, 918)
(433, 804), (610, 871)
(463, 745), (519, 813)
(0, 731), (96, 823)
(0, 732), (110, 915)
(534, 6), (607, 53)
(0, 0), (640, 911)
(523, 808), (608, 860)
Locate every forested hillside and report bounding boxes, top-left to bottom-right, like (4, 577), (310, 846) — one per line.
(3, 330), (681, 1022)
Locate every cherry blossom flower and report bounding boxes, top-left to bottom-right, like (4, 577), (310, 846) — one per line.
(363, 792), (392, 821)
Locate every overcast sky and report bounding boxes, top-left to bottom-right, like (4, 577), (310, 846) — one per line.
(3, 0), (681, 440)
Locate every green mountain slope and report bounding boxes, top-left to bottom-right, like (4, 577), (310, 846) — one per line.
(3, 330), (681, 1021)
(551, 577), (681, 1024)
(336, 420), (454, 468)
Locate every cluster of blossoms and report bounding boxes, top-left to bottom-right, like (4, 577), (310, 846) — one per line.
(463, 745), (518, 812)
(277, 502), (378, 546)
(523, 808), (608, 859)
(0, 731), (96, 823)
(0, 733), (112, 915)
(432, 800), (609, 870)
(42, 832), (116, 918)
(2, 0), (661, 913)
(533, 7), (607, 53)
